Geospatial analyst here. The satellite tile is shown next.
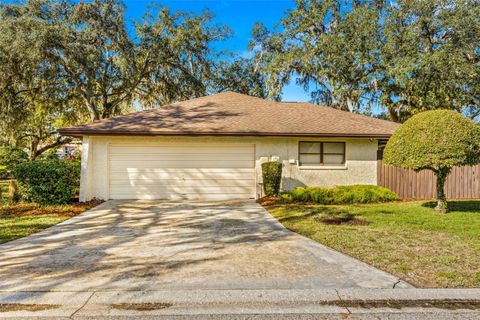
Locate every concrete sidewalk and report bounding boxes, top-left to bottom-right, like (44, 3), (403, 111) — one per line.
(0, 289), (479, 319)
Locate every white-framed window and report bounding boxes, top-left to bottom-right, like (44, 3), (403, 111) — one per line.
(298, 141), (346, 166)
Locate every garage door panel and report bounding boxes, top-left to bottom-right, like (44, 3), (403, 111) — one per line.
(110, 160), (253, 169)
(110, 154), (254, 161)
(109, 145), (254, 155)
(110, 193), (254, 201)
(110, 178), (255, 187)
(109, 169), (254, 179)
(108, 144), (255, 200)
(109, 168), (255, 173)
(110, 186), (254, 194)
(109, 172), (255, 182)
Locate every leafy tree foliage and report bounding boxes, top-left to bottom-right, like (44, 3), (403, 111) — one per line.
(0, 146), (28, 179)
(380, 0), (480, 122)
(0, 0), (233, 122)
(134, 6), (233, 107)
(250, 0), (384, 111)
(213, 57), (269, 98)
(383, 110), (480, 212)
(251, 0), (480, 121)
(0, 10), (75, 158)
(0, 0), (247, 157)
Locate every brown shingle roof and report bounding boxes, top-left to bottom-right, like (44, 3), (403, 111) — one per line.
(59, 92), (399, 138)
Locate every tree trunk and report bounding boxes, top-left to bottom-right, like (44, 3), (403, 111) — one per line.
(29, 139), (40, 161)
(387, 107), (399, 123)
(434, 168), (450, 213)
(87, 100), (100, 122)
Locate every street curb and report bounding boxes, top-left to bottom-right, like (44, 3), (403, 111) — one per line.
(1, 289), (480, 318)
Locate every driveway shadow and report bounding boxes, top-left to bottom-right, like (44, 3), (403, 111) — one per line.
(0, 200), (289, 293)
(0, 200), (408, 296)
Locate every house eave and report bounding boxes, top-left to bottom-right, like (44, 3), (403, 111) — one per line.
(58, 129), (393, 139)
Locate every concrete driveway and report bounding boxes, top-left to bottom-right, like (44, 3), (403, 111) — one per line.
(0, 200), (409, 291)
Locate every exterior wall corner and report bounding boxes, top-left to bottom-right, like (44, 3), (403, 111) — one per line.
(79, 136), (92, 202)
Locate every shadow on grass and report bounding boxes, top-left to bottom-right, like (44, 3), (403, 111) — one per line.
(277, 206), (371, 226)
(276, 211), (317, 224)
(421, 200), (480, 212)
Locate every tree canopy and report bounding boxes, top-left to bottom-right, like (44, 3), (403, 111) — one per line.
(383, 110), (480, 212)
(250, 0), (383, 111)
(213, 57), (269, 98)
(380, 0), (480, 122)
(0, 0), (234, 122)
(1, 0), (479, 159)
(0, 8), (76, 158)
(250, 0), (480, 120)
(0, 0), (253, 157)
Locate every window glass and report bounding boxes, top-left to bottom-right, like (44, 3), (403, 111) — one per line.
(323, 154), (344, 164)
(299, 141), (346, 166)
(323, 142), (345, 154)
(299, 142), (320, 154)
(299, 154), (321, 164)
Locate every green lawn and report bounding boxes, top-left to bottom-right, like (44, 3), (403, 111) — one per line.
(1, 180), (101, 244)
(267, 201), (480, 288)
(0, 209), (72, 244)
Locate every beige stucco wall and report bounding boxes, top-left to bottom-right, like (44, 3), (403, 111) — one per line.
(80, 135), (378, 201)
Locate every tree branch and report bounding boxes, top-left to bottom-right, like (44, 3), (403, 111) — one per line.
(32, 136), (73, 160)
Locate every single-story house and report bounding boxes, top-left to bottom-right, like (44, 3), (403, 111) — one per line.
(59, 92), (400, 201)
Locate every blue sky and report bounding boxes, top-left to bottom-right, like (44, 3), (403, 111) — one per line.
(124, 0), (310, 102)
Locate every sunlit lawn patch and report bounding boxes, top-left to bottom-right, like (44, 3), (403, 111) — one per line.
(267, 201), (480, 288)
(0, 198), (102, 244)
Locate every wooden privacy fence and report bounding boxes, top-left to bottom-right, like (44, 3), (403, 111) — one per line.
(377, 160), (480, 199)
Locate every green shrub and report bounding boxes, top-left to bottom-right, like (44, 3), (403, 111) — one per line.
(279, 193), (294, 203)
(331, 185), (398, 204)
(0, 165), (9, 180)
(284, 185), (398, 204)
(68, 156), (81, 195)
(287, 186), (334, 203)
(14, 160), (80, 205)
(262, 161), (282, 196)
(43, 148), (60, 160)
(0, 146), (28, 179)
(307, 187), (333, 204)
(289, 187), (308, 202)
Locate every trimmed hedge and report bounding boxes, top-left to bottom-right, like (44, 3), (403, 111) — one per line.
(281, 185), (398, 204)
(261, 161), (282, 196)
(14, 159), (80, 205)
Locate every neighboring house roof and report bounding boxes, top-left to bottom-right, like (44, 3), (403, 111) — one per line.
(59, 92), (400, 138)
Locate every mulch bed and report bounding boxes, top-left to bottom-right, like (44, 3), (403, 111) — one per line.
(256, 197), (281, 206)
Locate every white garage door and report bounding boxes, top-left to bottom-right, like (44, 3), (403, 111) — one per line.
(108, 143), (256, 200)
